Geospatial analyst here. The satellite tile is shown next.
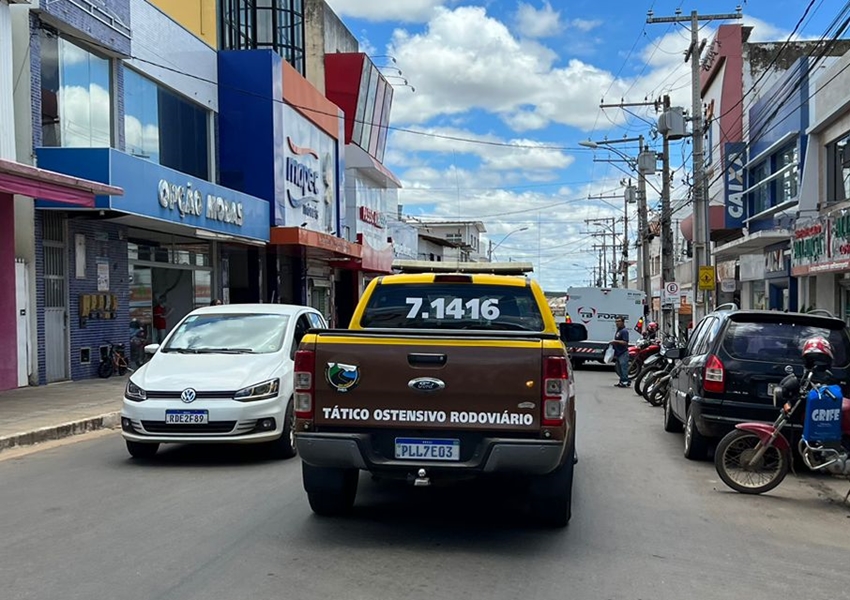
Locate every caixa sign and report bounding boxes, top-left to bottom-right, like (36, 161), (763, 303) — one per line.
(724, 142), (746, 229)
(158, 179), (244, 226)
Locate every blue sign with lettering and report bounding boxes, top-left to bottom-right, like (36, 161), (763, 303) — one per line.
(724, 142), (747, 229)
(803, 384), (844, 444)
(34, 148), (269, 242)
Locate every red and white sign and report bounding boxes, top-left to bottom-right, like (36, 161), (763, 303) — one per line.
(359, 206), (385, 229)
(662, 282), (679, 303)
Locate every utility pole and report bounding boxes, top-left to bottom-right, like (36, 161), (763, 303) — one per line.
(635, 145), (652, 299)
(587, 217), (620, 287)
(592, 242), (608, 287)
(588, 191), (630, 288)
(660, 95), (674, 335)
(648, 7), (742, 322)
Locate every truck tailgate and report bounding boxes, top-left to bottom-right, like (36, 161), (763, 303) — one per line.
(311, 333), (546, 432)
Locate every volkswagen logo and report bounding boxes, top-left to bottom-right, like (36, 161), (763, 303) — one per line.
(180, 388), (197, 403)
(408, 377), (446, 393)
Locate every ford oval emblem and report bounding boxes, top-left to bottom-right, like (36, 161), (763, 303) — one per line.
(408, 377), (446, 393)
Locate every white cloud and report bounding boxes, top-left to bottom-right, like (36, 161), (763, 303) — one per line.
(325, 0), (446, 23)
(516, 2), (562, 39)
(59, 84), (111, 147)
(570, 18), (601, 33)
(388, 7), (635, 131)
(124, 114), (160, 159)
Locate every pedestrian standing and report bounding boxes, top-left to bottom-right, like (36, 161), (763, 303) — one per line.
(153, 296), (173, 344)
(611, 317), (630, 388)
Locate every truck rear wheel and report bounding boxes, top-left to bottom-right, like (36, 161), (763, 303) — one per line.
(529, 450), (574, 528)
(302, 463), (359, 516)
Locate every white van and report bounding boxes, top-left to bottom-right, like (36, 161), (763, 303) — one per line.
(564, 287), (646, 366)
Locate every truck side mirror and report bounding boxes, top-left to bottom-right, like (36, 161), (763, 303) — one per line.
(559, 322), (588, 343)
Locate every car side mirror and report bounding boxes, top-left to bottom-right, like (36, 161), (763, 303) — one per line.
(665, 347), (685, 360)
(144, 343), (160, 355)
(559, 322), (588, 343)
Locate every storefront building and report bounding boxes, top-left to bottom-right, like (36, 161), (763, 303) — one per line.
(218, 50), (360, 325)
(7, 0), (273, 385)
(794, 47), (850, 322)
(34, 148), (269, 382)
(325, 52), (401, 311)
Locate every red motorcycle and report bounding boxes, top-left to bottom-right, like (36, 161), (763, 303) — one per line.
(714, 336), (850, 498)
(628, 324), (662, 380)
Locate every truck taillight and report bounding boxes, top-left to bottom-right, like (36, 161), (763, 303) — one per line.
(542, 356), (568, 426)
(703, 354), (725, 394)
(294, 349), (316, 419)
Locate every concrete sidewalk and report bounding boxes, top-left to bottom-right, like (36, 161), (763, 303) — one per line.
(0, 377), (126, 453)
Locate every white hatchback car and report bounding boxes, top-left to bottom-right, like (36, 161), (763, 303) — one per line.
(120, 304), (327, 459)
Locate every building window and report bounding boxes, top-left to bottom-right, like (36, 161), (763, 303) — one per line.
(40, 30), (112, 148)
(124, 68), (210, 180)
(827, 132), (850, 204)
(778, 145), (798, 203)
(445, 233), (462, 244)
(750, 161), (769, 215)
(220, 0), (305, 76)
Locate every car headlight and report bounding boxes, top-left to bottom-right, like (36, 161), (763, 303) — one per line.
(125, 380), (147, 402)
(233, 378), (280, 402)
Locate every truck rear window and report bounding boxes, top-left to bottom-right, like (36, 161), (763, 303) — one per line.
(360, 283), (545, 331)
(721, 320), (850, 366)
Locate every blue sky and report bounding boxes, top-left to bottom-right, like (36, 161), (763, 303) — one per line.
(324, 0), (839, 290)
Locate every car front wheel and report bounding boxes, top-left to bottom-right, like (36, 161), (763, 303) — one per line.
(265, 400), (297, 460)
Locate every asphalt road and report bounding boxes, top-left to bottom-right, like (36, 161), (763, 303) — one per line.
(2, 366), (850, 600)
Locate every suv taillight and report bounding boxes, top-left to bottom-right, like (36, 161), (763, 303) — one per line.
(294, 349), (316, 419)
(542, 356), (569, 426)
(703, 354), (725, 394)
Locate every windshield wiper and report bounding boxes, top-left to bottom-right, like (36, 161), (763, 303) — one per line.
(162, 347), (202, 354)
(193, 348), (255, 354)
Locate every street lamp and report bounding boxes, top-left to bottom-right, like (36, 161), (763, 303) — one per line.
(488, 226), (529, 261)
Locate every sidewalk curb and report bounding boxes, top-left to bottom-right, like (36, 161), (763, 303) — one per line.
(0, 412), (121, 454)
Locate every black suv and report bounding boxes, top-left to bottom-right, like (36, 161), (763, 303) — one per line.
(663, 306), (850, 460)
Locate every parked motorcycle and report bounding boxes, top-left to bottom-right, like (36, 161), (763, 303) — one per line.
(628, 336), (662, 380)
(633, 335), (677, 396)
(642, 344), (679, 407)
(714, 336), (850, 498)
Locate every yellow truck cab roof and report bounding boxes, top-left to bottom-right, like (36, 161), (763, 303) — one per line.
(350, 263), (559, 334)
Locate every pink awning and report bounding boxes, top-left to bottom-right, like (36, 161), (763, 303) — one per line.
(0, 158), (123, 206)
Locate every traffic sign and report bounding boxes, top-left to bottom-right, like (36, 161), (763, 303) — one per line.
(662, 282), (680, 302)
(698, 266), (716, 291)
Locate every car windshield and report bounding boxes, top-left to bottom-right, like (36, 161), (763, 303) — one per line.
(162, 313), (291, 354)
(360, 283), (545, 331)
(722, 320), (850, 366)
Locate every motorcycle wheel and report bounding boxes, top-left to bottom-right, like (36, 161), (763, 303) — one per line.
(646, 380), (667, 407)
(634, 366), (658, 396)
(97, 359), (114, 379)
(641, 371), (663, 402)
(627, 358), (641, 380)
(714, 429), (789, 495)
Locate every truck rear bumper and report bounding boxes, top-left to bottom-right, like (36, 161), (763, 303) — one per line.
(295, 432), (566, 476)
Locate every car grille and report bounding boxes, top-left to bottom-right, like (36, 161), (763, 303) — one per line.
(141, 421), (237, 434)
(144, 391), (236, 400)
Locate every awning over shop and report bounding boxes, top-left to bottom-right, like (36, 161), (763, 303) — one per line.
(270, 226), (362, 260)
(713, 230), (791, 261)
(0, 158), (123, 205)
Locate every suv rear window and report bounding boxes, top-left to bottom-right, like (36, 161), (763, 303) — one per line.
(360, 283), (545, 331)
(722, 320), (850, 366)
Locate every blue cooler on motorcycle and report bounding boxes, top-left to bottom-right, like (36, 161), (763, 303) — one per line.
(802, 385), (844, 444)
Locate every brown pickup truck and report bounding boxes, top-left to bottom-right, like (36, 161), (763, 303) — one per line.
(293, 262), (588, 527)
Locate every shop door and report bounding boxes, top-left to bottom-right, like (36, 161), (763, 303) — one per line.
(42, 215), (68, 382)
(15, 259), (31, 387)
